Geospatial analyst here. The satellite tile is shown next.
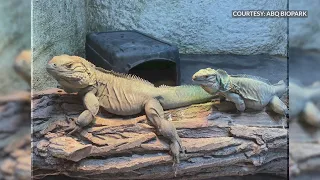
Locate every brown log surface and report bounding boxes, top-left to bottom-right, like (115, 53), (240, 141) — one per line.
(32, 88), (288, 180)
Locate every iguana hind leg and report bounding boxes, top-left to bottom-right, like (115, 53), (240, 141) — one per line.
(268, 96), (288, 116)
(67, 91), (99, 135)
(144, 98), (185, 164)
(302, 102), (320, 127)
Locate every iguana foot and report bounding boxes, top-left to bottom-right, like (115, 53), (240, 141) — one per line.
(235, 110), (243, 115)
(302, 101), (320, 127)
(207, 112), (223, 120)
(170, 141), (180, 164)
(170, 139), (187, 177)
(62, 109), (95, 135)
(67, 118), (81, 135)
(181, 145), (186, 156)
(67, 125), (81, 135)
(163, 125), (185, 164)
(219, 96), (226, 102)
(269, 96), (288, 116)
(172, 154), (178, 177)
(62, 118), (82, 135)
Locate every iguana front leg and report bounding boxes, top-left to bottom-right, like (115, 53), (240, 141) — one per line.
(224, 92), (246, 112)
(66, 91), (99, 134)
(207, 92), (244, 120)
(144, 98), (185, 164)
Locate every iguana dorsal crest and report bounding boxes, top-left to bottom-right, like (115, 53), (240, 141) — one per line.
(229, 74), (274, 102)
(158, 84), (195, 89)
(231, 74), (271, 85)
(95, 67), (155, 86)
(159, 84), (170, 88)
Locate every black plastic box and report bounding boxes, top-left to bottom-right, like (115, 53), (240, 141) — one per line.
(85, 30), (180, 86)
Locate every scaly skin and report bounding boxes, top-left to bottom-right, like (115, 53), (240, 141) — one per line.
(14, 50), (31, 86)
(192, 68), (288, 118)
(46, 55), (214, 164)
(290, 81), (320, 127)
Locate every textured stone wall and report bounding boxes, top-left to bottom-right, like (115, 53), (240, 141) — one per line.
(0, 0), (31, 95)
(86, 0), (288, 56)
(289, 0), (320, 50)
(33, 0), (289, 91)
(32, 0), (87, 91)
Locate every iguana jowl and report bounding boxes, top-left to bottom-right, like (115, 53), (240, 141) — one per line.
(192, 68), (288, 117)
(46, 55), (214, 164)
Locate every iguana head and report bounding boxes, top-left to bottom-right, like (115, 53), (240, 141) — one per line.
(192, 68), (231, 92)
(14, 50), (31, 85)
(46, 55), (96, 91)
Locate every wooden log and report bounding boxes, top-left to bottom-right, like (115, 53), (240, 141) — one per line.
(0, 91), (31, 180)
(32, 88), (288, 180)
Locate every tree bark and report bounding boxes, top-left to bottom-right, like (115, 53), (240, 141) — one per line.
(32, 88), (288, 180)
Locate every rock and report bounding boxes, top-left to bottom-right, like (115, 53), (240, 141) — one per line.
(87, 0), (287, 56)
(289, 0), (320, 50)
(0, 0), (30, 95)
(32, 0), (87, 91)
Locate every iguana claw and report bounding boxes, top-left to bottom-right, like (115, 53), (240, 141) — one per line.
(171, 145), (186, 177)
(67, 125), (81, 135)
(207, 112), (223, 120)
(181, 146), (187, 156)
(62, 118), (82, 135)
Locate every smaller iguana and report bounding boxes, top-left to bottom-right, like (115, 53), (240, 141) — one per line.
(192, 68), (288, 118)
(289, 81), (320, 127)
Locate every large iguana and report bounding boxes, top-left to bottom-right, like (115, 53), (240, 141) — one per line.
(289, 81), (320, 127)
(46, 55), (215, 164)
(192, 68), (288, 118)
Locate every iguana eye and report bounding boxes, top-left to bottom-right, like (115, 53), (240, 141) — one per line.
(204, 75), (209, 78)
(67, 64), (72, 68)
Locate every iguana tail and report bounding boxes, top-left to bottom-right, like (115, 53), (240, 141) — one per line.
(274, 80), (287, 97)
(155, 85), (217, 110)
